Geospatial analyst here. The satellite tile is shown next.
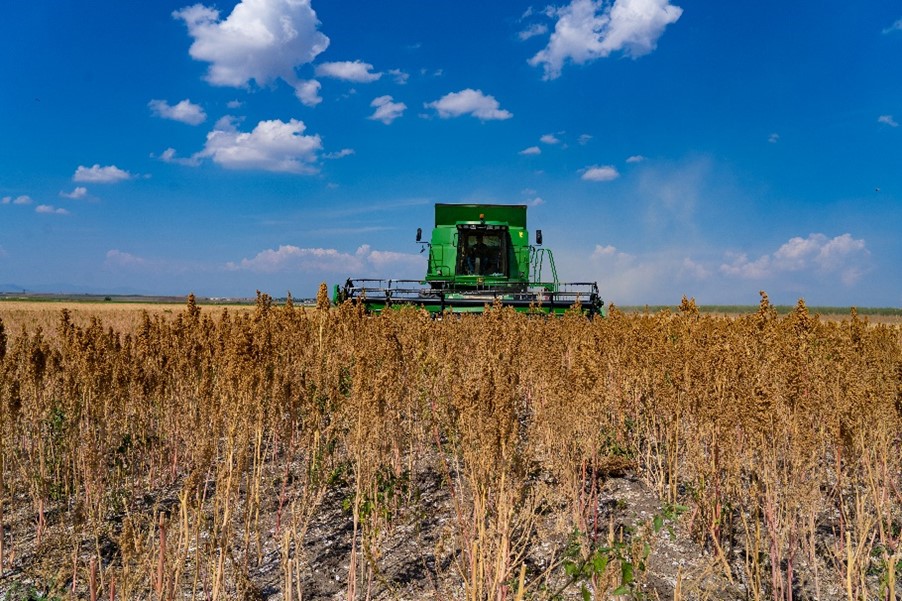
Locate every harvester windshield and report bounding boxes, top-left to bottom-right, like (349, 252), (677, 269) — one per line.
(457, 226), (508, 277)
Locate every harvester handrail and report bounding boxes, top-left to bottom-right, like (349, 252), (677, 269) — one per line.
(529, 247), (559, 291)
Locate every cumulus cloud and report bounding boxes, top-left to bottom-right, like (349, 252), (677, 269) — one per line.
(60, 187), (88, 199)
(768, 132), (780, 143)
(293, 79), (323, 106)
(173, 0), (329, 105)
(197, 117), (322, 173)
(591, 244), (619, 259)
(720, 233), (869, 285)
(226, 244), (421, 275)
(368, 95), (406, 124)
(155, 147), (202, 166)
(626, 154), (646, 163)
(36, 205), (69, 215)
(74, 164), (132, 183)
(540, 133), (561, 145)
(530, 0), (683, 80)
(2, 195), (33, 205)
(586, 244), (717, 304)
(519, 146), (541, 155)
(578, 134), (593, 145)
(581, 165), (620, 181)
(105, 250), (151, 269)
(425, 89), (513, 120)
(878, 115), (899, 127)
(362, 245), (424, 273)
(315, 60), (381, 82)
(148, 99), (207, 125)
(388, 68), (409, 85)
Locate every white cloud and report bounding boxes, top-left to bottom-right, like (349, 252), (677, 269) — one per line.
(60, 187), (88, 199)
(578, 134), (593, 145)
(227, 99), (244, 109)
(148, 99), (207, 125)
(173, 0), (329, 104)
(388, 68), (409, 85)
(425, 89), (513, 120)
(768, 132), (780, 143)
(362, 245), (424, 273)
(323, 148), (354, 159)
(519, 146), (541, 155)
(680, 257), (710, 280)
(626, 154), (645, 163)
(591, 244), (619, 259)
(720, 233), (869, 285)
(540, 133), (561, 145)
(369, 95), (406, 124)
(226, 243), (421, 275)
(586, 245), (713, 304)
(293, 79), (323, 106)
(156, 147), (202, 166)
(526, 196), (545, 207)
(74, 164), (132, 183)
(878, 115), (898, 127)
(719, 253), (771, 280)
(35, 205), (69, 215)
(198, 117), (322, 173)
(529, 0), (683, 80)
(581, 165), (620, 181)
(315, 60), (381, 82)
(882, 18), (902, 34)
(519, 23), (549, 40)
(2, 195), (33, 205)
(105, 250), (150, 269)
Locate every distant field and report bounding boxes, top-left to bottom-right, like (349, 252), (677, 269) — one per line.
(619, 303), (902, 323)
(0, 297), (260, 335)
(2, 295), (900, 322)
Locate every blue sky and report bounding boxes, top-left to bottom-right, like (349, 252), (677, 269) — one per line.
(1, 0), (901, 306)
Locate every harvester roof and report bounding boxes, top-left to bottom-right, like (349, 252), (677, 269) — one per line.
(434, 203), (527, 228)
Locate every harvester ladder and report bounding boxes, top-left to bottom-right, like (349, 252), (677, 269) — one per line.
(530, 247), (560, 290)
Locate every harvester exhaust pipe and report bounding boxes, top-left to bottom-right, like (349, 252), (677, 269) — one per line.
(536, 229), (543, 245)
(416, 227), (422, 242)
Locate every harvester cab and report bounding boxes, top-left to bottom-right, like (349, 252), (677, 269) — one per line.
(334, 203), (603, 316)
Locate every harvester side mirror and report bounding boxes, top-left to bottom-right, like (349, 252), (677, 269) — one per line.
(416, 227), (422, 242)
(536, 229), (543, 245)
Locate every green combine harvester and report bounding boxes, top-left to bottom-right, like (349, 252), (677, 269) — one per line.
(333, 203), (604, 316)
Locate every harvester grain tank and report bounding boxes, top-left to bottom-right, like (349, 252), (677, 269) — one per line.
(334, 203), (603, 316)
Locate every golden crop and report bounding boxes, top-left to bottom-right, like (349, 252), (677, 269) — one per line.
(0, 291), (899, 600)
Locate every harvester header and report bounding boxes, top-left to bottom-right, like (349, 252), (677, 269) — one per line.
(334, 203), (603, 316)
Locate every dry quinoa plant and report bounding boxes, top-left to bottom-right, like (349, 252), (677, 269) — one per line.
(0, 292), (899, 600)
